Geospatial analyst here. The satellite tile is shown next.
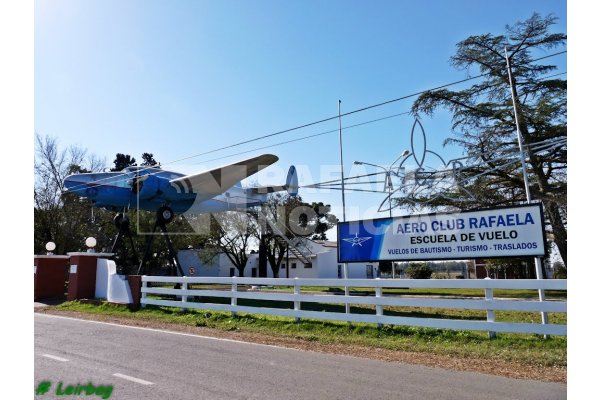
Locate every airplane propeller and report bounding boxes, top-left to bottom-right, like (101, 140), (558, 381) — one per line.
(130, 173), (148, 195)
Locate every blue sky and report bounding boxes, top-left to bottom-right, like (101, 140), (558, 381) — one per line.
(34, 0), (567, 233)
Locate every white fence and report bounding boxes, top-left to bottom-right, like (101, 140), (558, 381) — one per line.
(140, 276), (567, 336)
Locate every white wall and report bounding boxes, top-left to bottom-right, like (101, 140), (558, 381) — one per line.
(216, 253), (260, 277)
(178, 243), (379, 279)
(178, 249), (220, 277)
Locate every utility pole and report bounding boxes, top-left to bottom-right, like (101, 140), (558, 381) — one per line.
(505, 48), (548, 327)
(338, 100), (350, 313)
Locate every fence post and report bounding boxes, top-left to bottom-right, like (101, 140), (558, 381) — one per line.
(231, 276), (237, 317)
(484, 277), (496, 339)
(141, 278), (147, 308)
(294, 277), (301, 322)
(375, 278), (383, 328)
(181, 276), (188, 310)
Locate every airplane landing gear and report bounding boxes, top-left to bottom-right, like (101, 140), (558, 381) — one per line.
(157, 206), (174, 225)
(110, 212), (140, 274)
(110, 207), (183, 277)
(137, 206), (183, 277)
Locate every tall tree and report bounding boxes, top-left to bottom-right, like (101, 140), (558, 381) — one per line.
(34, 133), (106, 254)
(410, 13), (567, 265)
(110, 153), (137, 171)
(257, 194), (337, 277)
(141, 152), (160, 167)
(201, 212), (259, 277)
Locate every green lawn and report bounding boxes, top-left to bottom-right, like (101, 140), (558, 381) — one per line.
(52, 299), (567, 369)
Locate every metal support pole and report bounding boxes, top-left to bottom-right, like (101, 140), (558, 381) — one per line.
(505, 48), (548, 327)
(338, 100), (350, 313)
(387, 171), (395, 279)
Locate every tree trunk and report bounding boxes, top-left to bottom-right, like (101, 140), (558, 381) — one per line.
(258, 240), (268, 278)
(544, 200), (567, 267)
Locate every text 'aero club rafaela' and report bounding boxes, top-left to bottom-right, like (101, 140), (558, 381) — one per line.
(338, 204), (545, 263)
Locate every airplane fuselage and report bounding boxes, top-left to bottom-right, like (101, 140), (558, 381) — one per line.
(64, 167), (266, 215)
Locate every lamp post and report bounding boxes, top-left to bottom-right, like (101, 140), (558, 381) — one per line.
(85, 237), (97, 253)
(338, 100), (350, 313)
(353, 161), (394, 219)
(353, 160), (398, 279)
(45, 241), (56, 256)
(353, 151), (409, 279)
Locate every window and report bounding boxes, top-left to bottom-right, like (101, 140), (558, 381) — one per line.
(229, 268), (235, 277)
(304, 262), (312, 268)
(291, 263), (297, 269)
(338, 265), (342, 279)
(281, 263), (286, 269)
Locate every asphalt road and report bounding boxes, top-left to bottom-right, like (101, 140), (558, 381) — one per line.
(34, 313), (566, 400)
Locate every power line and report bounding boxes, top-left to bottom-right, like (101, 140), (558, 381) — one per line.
(67, 112), (412, 192)
(187, 71), (566, 168)
(192, 111), (413, 165)
(65, 51), (567, 192)
(306, 136), (566, 190)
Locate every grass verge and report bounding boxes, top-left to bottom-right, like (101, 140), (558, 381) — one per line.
(48, 300), (566, 370)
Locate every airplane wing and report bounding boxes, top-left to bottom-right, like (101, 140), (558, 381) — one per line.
(170, 154), (279, 202)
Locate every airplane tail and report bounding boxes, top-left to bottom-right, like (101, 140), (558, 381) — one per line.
(285, 165), (298, 196)
(246, 165), (299, 196)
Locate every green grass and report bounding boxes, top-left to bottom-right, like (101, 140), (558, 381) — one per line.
(52, 300), (566, 369)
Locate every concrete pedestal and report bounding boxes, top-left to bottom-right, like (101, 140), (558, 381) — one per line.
(66, 253), (113, 301)
(34, 256), (70, 301)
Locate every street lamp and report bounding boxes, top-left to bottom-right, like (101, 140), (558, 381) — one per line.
(354, 150), (410, 280)
(354, 149), (410, 217)
(353, 161), (394, 218)
(390, 150), (411, 176)
(354, 160), (396, 279)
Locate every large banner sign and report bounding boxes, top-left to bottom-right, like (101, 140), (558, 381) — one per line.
(337, 204), (546, 263)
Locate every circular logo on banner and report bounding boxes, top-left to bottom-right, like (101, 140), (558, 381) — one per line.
(188, 267), (196, 276)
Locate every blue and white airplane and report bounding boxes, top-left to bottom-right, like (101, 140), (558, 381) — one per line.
(64, 154), (298, 224)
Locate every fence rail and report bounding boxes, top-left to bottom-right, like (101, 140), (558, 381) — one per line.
(140, 276), (567, 336)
